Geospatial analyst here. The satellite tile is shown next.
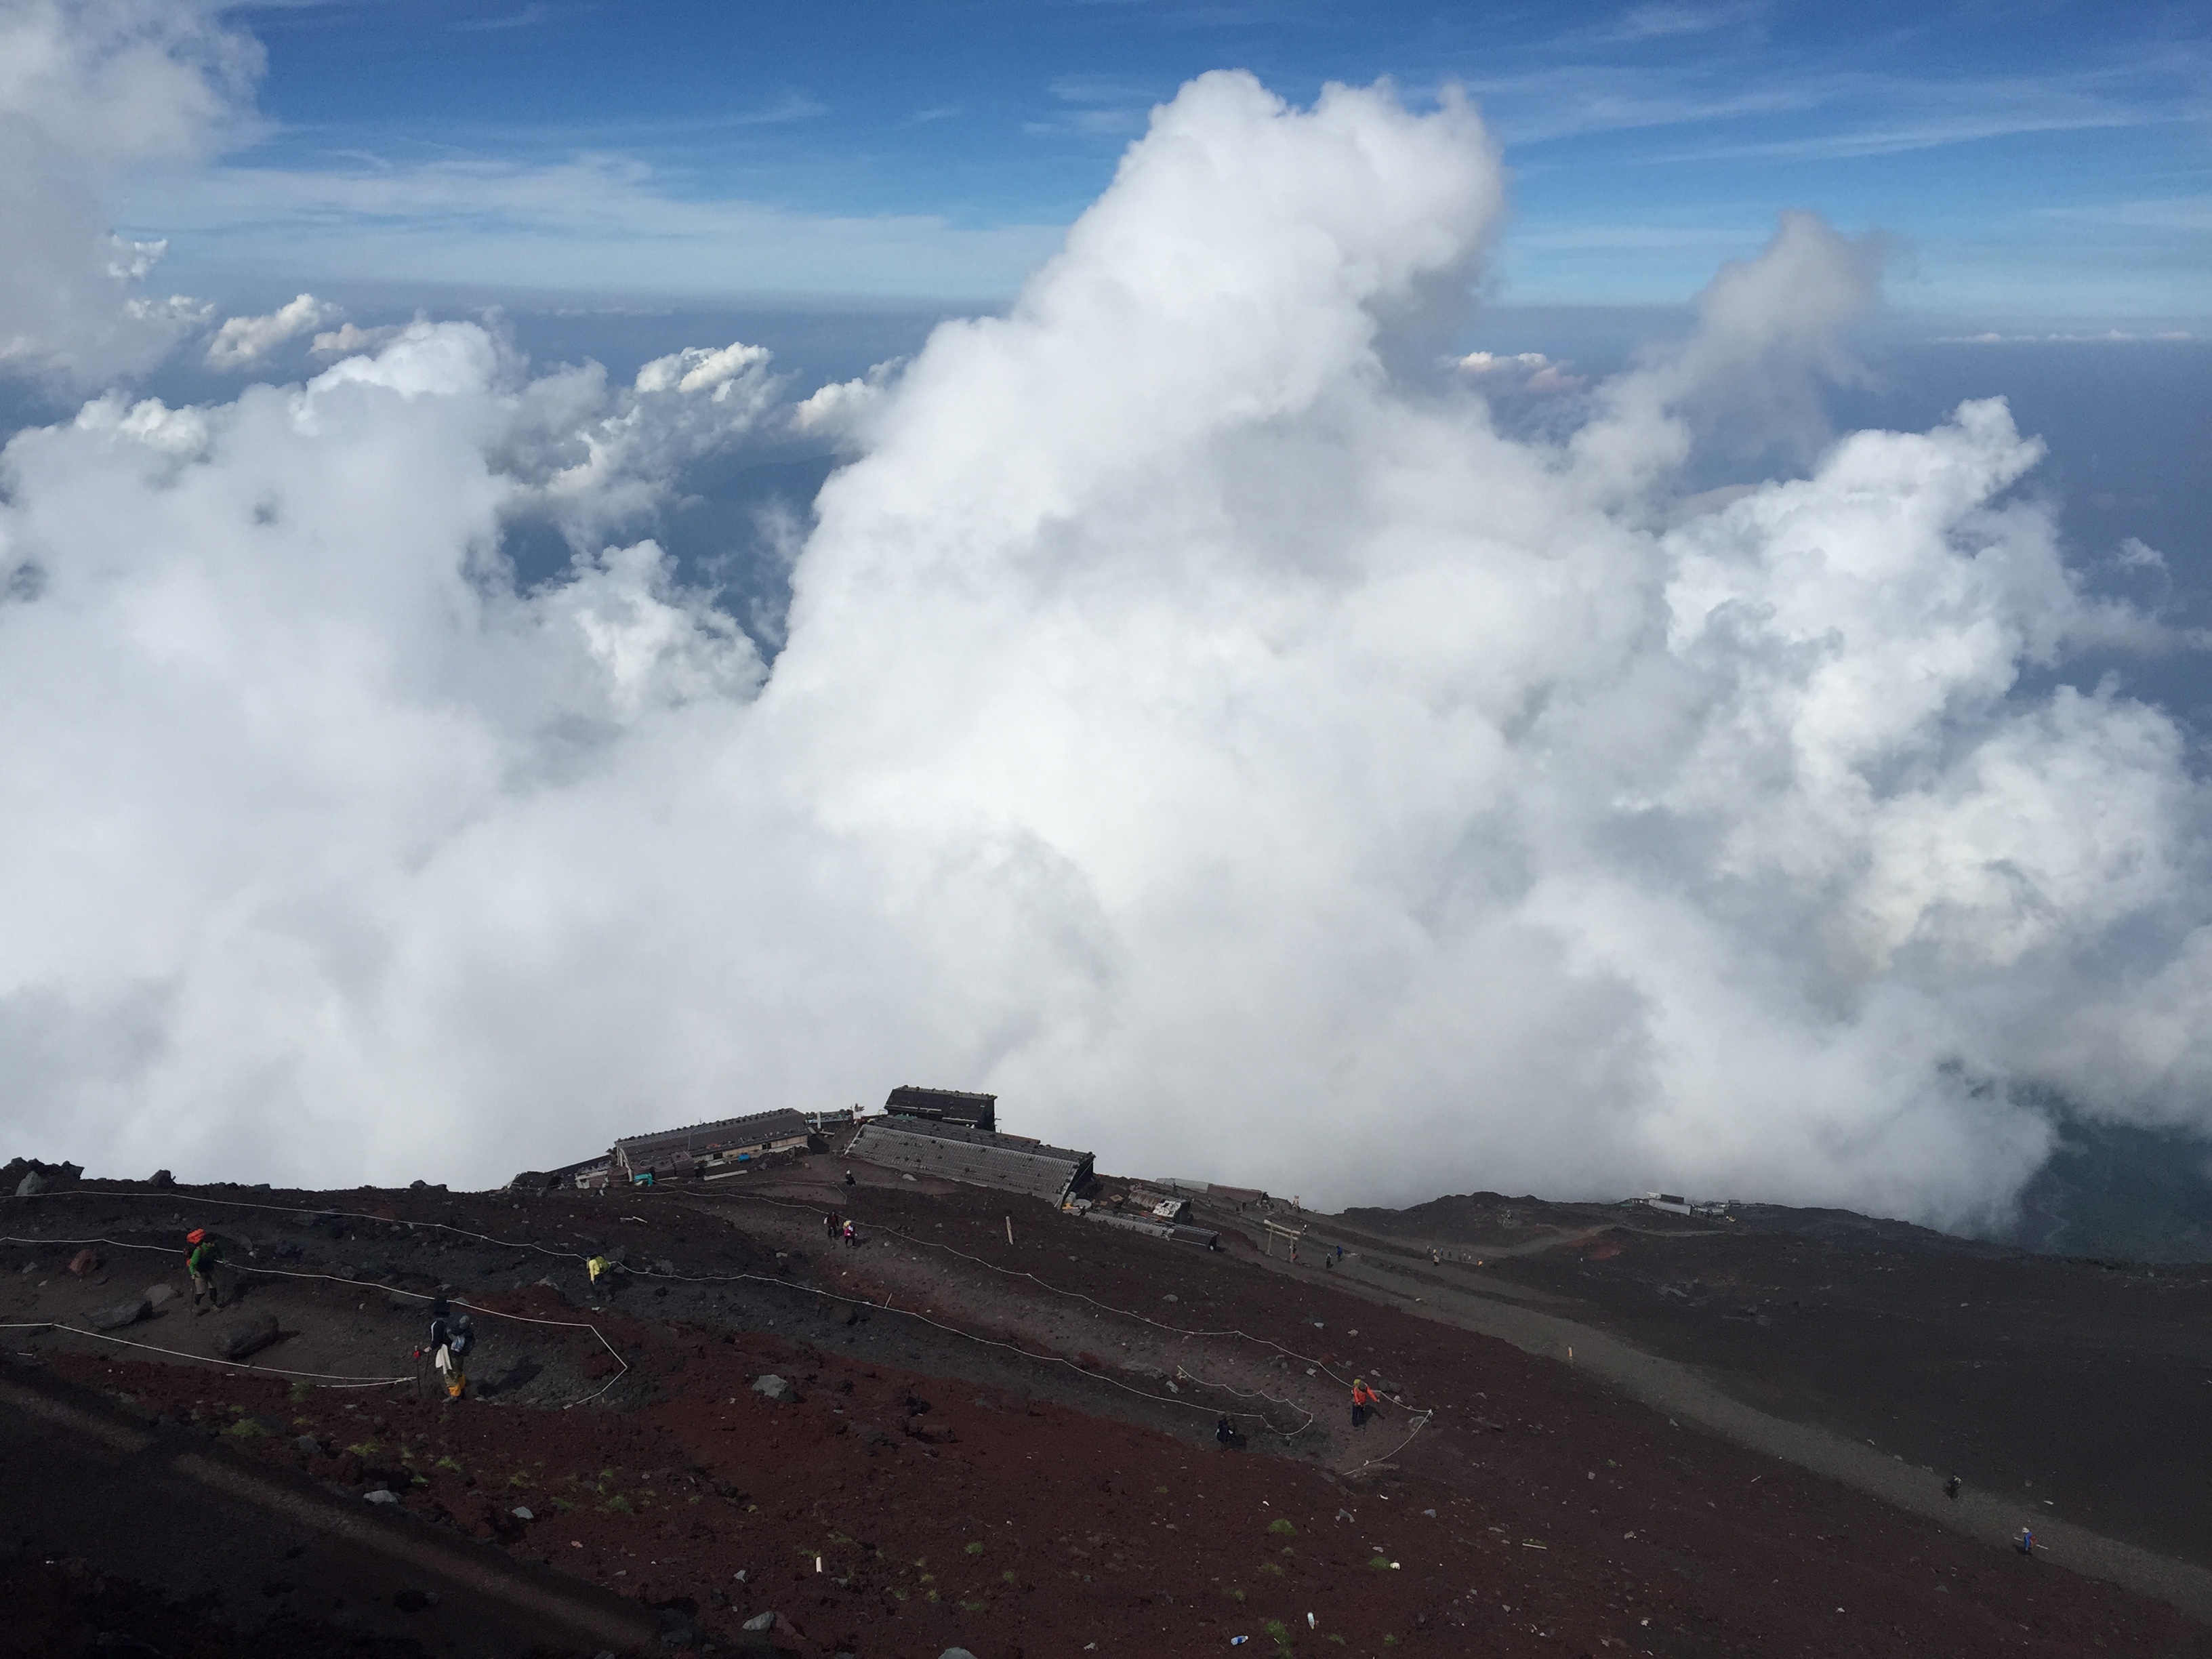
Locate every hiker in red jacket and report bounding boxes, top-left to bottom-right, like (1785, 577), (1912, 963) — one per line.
(1351, 1378), (1382, 1428)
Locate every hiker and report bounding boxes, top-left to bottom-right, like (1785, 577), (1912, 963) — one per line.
(1431, 1248), (1440, 1265)
(843, 1169), (857, 1189)
(426, 1297), (474, 1401)
(1351, 1378), (1382, 1428)
(842, 1219), (858, 1248)
(1345, 1380), (1380, 1433)
(1945, 1475), (1961, 1500)
(586, 1253), (613, 1286)
(823, 1211), (838, 1240)
(184, 1228), (223, 1313)
(2017, 1528), (2035, 1557)
(1216, 1415), (1245, 1450)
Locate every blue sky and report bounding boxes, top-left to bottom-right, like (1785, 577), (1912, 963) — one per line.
(124, 0), (2209, 323)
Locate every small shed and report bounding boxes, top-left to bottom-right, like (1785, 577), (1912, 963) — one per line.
(847, 1117), (1091, 1204)
(612, 1109), (813, 1183)
(883, 1086), (998, 1132)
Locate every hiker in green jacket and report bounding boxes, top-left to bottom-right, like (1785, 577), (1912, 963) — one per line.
(185, 1228), (223, 1313)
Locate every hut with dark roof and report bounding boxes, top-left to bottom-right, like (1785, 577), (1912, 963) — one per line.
(604, 1108), (813, 1185)
(882, 1086), (998, 1132)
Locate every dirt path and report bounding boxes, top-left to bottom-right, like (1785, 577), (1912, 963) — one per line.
(0, 1365), (657, 1656)
(1213, 1206), (2212, 1624)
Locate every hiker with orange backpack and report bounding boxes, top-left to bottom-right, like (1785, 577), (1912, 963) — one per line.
(184, 1229), (224, 1313)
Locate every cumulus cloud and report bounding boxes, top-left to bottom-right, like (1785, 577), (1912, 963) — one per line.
(309, 321), (403, 357)
(789, 358), (903, 441)
(1453, 348), (1585, 394)
(1, 69), (2208, 1228)
(204, 291), (339, 368)
(0, 0), (257, 384)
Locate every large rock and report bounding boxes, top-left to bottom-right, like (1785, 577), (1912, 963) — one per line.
(3, 1158), (81, 1197)
(145, 1284), (176, 1309)
(751, 1374), (800, 1404)
(86, 1295), (149, 1332)
(214, 1311), (280, 1360)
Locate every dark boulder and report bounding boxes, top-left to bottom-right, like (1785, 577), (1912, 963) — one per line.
(214, 1311), (281, 1360)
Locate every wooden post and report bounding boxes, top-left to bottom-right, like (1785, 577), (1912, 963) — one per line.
(1004, 1214), (1014, 1246)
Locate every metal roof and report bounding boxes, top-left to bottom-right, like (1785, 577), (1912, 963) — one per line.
(614, 1108), (811, 1161)
(883, 1086), (998, 1128)
(847, 1118), (1091, 1202)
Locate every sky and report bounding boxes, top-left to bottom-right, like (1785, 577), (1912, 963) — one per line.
(114, 0), (2212, 322)
(3, 2), (2212, 1227)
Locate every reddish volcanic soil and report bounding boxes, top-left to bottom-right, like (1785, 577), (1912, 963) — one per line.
(3, 1152), (2209, 1659)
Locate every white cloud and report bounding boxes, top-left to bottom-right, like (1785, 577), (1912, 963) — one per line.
(0, 0), (258, 385)
(311, 320), (404, 356)
(3, 70), (2209, 1231)
(204, 291), (337, 368)
(790, 358), (901, 440)
(1453, 349), (1585, 394)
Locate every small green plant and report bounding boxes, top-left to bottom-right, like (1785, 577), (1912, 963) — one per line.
(1267, 1517), (1296, 1536)
(435, 1455), (464, 1473)
(958, 1599), (986, 1612)
(288, 1381), (314, 1402)
(345, 1441), (380, 1457)
(600, 1494), (633, 1515)
(223, 1418), (269, 1439)
(506, 1473), (531, 1488)
(1225, 1587), (1246, 1603)
(1001, 1570), (1018, 1584)
(1258, 1561), (1286, 1578)
(548, 1497), (574, 1511)
(411, 1474), (429, 1487)
(1369, 1555), (1393, 1570)
(964, 1541), (985, 1556)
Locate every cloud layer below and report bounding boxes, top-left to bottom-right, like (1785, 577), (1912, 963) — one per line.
(5, 70), (2209, 1223)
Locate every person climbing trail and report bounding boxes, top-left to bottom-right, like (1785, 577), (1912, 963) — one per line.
(184, 1228), (223, 1313)
(426, 1296), (474, 1401)
(1351, 1377), (1382, 1427)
